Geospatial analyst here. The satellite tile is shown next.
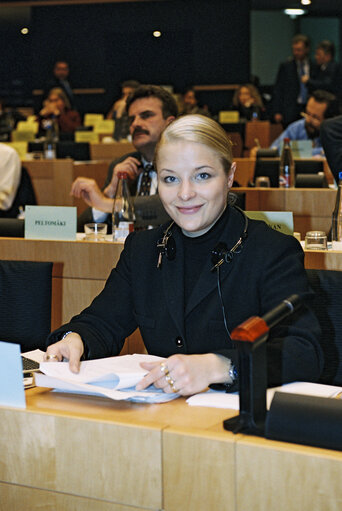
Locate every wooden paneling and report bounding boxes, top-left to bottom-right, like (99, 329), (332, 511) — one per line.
(90, 142), (135, 162)
(163, 428), (236, 511)
(0, 484), (141, 511)
(1, 392), (341, 511)
(236, 436), (342, 511)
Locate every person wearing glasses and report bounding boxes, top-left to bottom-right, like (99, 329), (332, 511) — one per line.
(271, 89), (340, 157)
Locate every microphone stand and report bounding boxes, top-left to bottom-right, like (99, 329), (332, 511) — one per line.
(223, 294), (301, 436)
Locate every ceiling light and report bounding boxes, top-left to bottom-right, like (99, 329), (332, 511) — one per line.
(153, 31), (161, 38)
(21, 27), (29, 35)
(284, 8), (306, 18)
(301, 0), (311, 5)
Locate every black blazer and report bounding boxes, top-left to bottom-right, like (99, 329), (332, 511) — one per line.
(272, 58), (313, 126)
(320, 115), (342, 183)
(48, 206), (323, 388)
(307, 61), (341, 95)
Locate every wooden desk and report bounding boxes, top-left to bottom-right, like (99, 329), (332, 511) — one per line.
(236, 187), (336, 238)
(24, 159), (109, 214)
(0, 389), (341, 510)
(0, 237), (123, 324)
(90, 141), (135, 161)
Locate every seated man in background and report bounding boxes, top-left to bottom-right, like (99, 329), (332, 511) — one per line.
(271, 89), (340, 156)
(320, 115), (342, 183)
(74, 84), (178, 231)
(179, 87), (211, 117)
(0, 143), (21, 216)
(106, 80), (140, 141)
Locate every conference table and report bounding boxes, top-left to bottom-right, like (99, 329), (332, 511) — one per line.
(22, 156), (336, 235)
(1, 386), (341, 510)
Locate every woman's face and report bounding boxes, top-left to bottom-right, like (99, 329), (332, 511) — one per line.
(238, 87), (253, 106)
(48, 93), (65, 111)
(157, 140), (235, 234)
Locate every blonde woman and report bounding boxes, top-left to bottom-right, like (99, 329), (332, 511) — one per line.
(46, 115), (322, 395)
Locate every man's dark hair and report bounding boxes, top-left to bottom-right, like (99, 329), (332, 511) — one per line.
(311, 89), (340, 119)
(292, 34), (310, 48)
(126, 85), (178, 119)
(121, 80), (140, 90)
(317, 40), (335, 59)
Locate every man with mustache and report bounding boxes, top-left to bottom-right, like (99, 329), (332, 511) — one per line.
(74, 85), (177, 230)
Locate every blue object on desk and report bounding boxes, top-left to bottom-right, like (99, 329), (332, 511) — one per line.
(0, 341), (26, 408)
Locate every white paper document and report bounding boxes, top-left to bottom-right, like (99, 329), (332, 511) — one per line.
(35, 353), (180, 403)
(186, 381), (342, 409)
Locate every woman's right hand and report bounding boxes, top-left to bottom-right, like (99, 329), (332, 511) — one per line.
(44, 332), (84, 373)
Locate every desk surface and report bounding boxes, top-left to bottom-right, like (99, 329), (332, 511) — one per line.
(1, 388), (341, 511)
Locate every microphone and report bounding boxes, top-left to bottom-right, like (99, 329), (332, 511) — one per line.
(261, 294), (302, 330)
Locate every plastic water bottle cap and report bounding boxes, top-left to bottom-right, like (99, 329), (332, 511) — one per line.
(339, 171), (342, 180)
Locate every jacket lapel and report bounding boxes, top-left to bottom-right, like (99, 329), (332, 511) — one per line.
(161, 226), (186, 337)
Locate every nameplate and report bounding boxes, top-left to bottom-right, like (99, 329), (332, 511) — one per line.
(0, 341), (26, 409)
(25, 206), (76, 240)
(291, 140), (312, 158)
(218, 111), (240, 123)
(246, 211), (293, 235)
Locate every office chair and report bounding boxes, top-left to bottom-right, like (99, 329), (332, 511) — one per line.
(0, 260), (54, 352)
(0, 166), (37, 219)
(306, 269), (342, 386)
(0, 218), (24, 237)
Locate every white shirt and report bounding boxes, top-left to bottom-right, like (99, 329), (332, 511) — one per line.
(93, 158), (157, 222)
(0, 143), (21, 210)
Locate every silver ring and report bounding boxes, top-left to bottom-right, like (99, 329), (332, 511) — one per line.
(46, 354), (59, 361)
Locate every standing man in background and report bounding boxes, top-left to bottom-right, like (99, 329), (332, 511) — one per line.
(272, 34), (312, 127)
(303, 40), (341, 96)
(44, 60), (75, 108)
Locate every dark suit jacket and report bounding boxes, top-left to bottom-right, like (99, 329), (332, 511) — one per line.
(44, 77), (75, 107)
(320, 115), (342, 183)
(272, 58), (313, 126)
(48, 206), (323, 388)
(77, 151), (170, 232)
(307, 61), (341, 95)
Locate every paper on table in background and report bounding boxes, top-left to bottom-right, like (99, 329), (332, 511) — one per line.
(0, 341), (26, 409)
(246, 211), (293, 236)
(36, 353), (180, 403)
(186, 382), (342, 409)
(291, 140), (312, 158)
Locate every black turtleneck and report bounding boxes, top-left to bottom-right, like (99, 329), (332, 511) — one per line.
(182, 207), (229, 306)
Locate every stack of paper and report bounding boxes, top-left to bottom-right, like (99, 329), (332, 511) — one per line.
(35, 353), (180, 403)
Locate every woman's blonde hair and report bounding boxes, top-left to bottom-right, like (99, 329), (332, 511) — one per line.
(48, 87), (71, 110)
(233, 83), (264, 109)
(155, 114), (233, 174)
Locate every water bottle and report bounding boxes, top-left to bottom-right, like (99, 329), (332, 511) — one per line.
(331, 171), (342, 241)
(112, 171), (135, 241)
(279, 138), (295, 188)
(43, 116), (59, 159)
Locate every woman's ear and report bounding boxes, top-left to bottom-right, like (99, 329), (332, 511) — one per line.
(227, 162), (236, 188)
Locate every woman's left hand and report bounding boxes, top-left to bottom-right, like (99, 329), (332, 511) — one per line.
(136, 353), (230, 396)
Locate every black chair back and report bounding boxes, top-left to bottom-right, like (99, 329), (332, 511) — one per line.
(0, 260), (53, 351)
(306, 269), (342, 386)
(0, 166), (36, 219)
